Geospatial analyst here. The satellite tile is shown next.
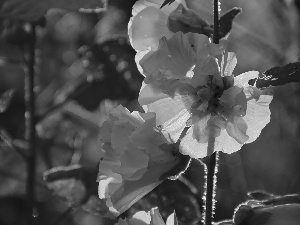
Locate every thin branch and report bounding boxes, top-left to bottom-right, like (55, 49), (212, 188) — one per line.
(0, 129), (27, 159)
(213, 0), (219, 44)
(203, 150), (219, 225)
(24, 22), (37, 225)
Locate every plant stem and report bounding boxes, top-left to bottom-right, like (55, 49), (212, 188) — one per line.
(25, 22), (37, 225)
(203, 149), (219, 225)
(203, 2), (220, 224)
(213, 0), (219, 44)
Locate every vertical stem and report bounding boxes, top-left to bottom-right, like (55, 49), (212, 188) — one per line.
(213, 0), (219, 44)
(25, 22), (37, 225)
(203, 149), (219, 225)
(202, 2), (220, 225)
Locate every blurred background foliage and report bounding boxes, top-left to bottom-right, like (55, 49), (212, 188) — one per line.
(1, 0), (300, 224)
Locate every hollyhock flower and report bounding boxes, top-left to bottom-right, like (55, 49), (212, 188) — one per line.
(116, 207), (178, 225)
(138, 32), (273, 158)
(128, 0), (210, 73)
(97, 105), (190, 216)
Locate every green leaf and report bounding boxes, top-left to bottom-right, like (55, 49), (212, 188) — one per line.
(218, 7), (242, 39)
(0, 89), (15, 113)
(0, 0), (107, 21)
(256, 62), (300, 88)
(43, 165), (112, 217)
(160, 0), (176, 8)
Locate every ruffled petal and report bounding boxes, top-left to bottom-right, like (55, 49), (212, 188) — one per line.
(180, 126), (211, 158)
(133, 211), (151, 224)
(139, 82), (170, 106)
(221, 52), (237, 77)
(130, 113), (165, 148)
(130, 6), (174, 52)
(243, 90), (273, 144)
(192, 57), (219, 87)
(140, 32), (196, 79)
(108, 156), (181, 216)
(234, 71), (259, 88)
(180, 126), (245, 158)
(161, 107), (191, 143)
(113, 144), (149, 180)
(150, 208), (166, 225)
(166, 212), (178, 225)
(226, 116), (249, 144)
(111, 121), (135, 152)
(192, 113), (225, 143)
(135, 50), (151, 76)
(147, 94), (193, 125)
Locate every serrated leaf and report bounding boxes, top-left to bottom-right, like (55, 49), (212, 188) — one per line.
(0, 0), (107, 21)
(160, 0), (176, 9)
(256, 62), (300, 88)
(0, 89), (15, 113)
(127, 179), (201, 225)
(43, 165), (111, 216)
(217, 7), (242, 39)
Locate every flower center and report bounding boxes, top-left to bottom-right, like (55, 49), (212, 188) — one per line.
(192, 76), (235, 117)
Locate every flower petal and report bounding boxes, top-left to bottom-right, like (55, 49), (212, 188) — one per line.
(139, 82), (170, 106)
(180, 126), (212, 158)
(166, 212), (178, 225)
(180, 124), (245, 158)
(234, 71), (259, 88)
(133, 210), (151, 224)
(221, 52), (237, 77)
(243, 90), (273, 144)
(140, 32), (195, 79)
(226, 116), (249, 144)
(130, 113), (165, 148)
(130, 6), (174, 52)
(107, 156), (181, 215)
(150, 208), (166, 225)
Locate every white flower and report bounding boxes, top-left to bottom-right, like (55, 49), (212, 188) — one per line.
(128, 0), (200, 73)
(97, 105), (190, 216)
(115, 207), (178, 225)
(138, 32), (273, 158)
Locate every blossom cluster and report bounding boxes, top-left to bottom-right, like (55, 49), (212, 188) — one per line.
(97, 0), (273, 222)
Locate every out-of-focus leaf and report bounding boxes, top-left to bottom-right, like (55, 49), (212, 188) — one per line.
(0, 89), (15, 113)
(0, 0), (107, 21)
(43, 165), (111, 217)
(217, 7), (242, 39)
(0, 144), (26, 196)
(127, 179), (201, 225)
(160, 0), (176, 8)
(256, 62), (300, 88)
(75, 36), (143, 110)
